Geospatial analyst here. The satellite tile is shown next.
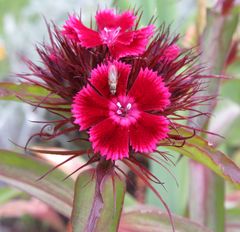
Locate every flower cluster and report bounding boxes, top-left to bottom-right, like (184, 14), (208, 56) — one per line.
(16, 10), (216, 229)
(19, 9), (212, 167)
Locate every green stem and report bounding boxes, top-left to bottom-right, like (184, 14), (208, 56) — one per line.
(71, 159), (125, 232)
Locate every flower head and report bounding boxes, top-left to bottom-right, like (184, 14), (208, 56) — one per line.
(18, 15), (212, 160)
(62, 10), (154, 58)
(72, 61), (170, 160)
(15, 9), (217, 231)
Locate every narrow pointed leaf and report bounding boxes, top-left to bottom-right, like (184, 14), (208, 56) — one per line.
(119, 206), (212, 232)
(71, 168), (125, 232)
(164, 129), (240, 187)
(0, 82), (50, 101)
(0, 149), (74, 217)
(0, 187), (22, 205)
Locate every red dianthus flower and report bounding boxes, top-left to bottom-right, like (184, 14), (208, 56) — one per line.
(72, 61), (170, 160)
(62, 9), (154, 58)
(14, 9), (218, 231)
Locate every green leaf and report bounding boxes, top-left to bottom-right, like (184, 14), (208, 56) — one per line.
(221, 79), (240, 103)
(165, 129), (240, 187)
(119, 206), (212, 232)
(0, 82), (51, 101)
(146, 155), (189, 216)
(71, 168), (125, 232)
(0, 187), (22, 205)
(208, 99), (240, 146)
(0, 149), (74, 217)
(0, 82), (70, 115)
(71, 169), (96, 231)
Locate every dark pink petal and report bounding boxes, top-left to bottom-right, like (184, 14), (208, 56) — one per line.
(128, 68), (171, 111)
(130, 112), (169, 153)
(160, 44), (180, 61)
(72, 86), (109, 130)
(89, 118), (129, 160)
(62, 15), (102, 47)
(62, 16), (80, 41)
(75, 25), (102, 48)
(117, 31), (134, 45)
(96, 10), (136, 31)
(90, 61), (131, 97)
(115, 11), (136, 30)
(110, 25), (155, 58)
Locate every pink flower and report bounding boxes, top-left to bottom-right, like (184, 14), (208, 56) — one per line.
(160, 44), (180, 61)
(72, 61), (171, 160)
(62, 10), (154, 58)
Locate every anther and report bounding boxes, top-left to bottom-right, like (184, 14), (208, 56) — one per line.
(117, 109), (122, 115)
(126, 103), (132, 110)
(116, 102), (122, 108)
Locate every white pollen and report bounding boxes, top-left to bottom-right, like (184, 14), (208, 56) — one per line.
(117, 109), (122, 115)
(116, 102), (122, 108)
(126, 103), (132, 110)
(104, 27), (110, 32)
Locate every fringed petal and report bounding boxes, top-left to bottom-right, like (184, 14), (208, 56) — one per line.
(96, 10), (136, 31)
(128, 68), (171, 111)
(89, 118), (129, 160)
(72, 86), (109, 130)
(110, 25), (155, 58)
(63, 15), (102, 47)
(130, 112), (169, 153)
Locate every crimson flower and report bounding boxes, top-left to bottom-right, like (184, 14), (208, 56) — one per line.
(14, 9), (216, 231)
(62, 10), (154, 58)
(72, 61), (170, 160)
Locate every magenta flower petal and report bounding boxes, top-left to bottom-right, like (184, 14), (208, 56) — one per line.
(89, 118), (129, 160)
(72, 86), (109, 130)
(90, 61), (131, 97)
(96, 10), (136, 31)
(75, 25), (102, 48)
(110, 25), (155, 58)
(62, 12), (154, 58)
(117, 31), (134, 45)
(128, 68), (170, 111)
(71, 62), (171, 160)
(62, 16), (80, 41)
(130, 112), (169, 153)
(63, 16), (102, 47)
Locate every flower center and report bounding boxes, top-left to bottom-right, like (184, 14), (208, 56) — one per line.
(109, 96), (140, 126)
(100, 27), (121, 45)
(116, 101), (132, 116)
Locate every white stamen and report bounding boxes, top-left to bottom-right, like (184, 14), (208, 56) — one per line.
(104, 27), (110, 33)
(126, 103), (132, 110)
(116, 102), (122, 108)
(117, 109), (122, 115)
